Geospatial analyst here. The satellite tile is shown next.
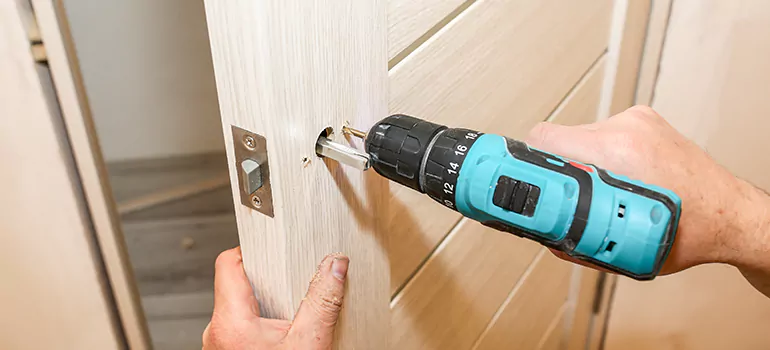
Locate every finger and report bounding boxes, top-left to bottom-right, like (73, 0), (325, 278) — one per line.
(290, 253), (349, 349)
(214, 246), (260, 319)
(549, 248), (614, 274)
(524, 122), (600, 163)
(201, 322), (212, 349)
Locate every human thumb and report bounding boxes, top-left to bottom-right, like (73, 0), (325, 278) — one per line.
(289, 253), (349, 349)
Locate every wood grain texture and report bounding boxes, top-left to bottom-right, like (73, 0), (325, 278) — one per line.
(29, 0), (151, 347)
(390, 37), (610, 347)
(546, 54), (607, 126)
(537, 303), (569, 350)
(388, 0), (467, 61)
(471, 253), (573, 350)
(0, 1), (121, 348)
(204, 0), (389, 348)
(565, 268), (602, 350)
(387, 179), (462, 296)
(587, 275), (617, 350)
(634, 0), (673, 106)
(606, 265), (770, 350)
(388, 0), (613, 294)
(390, 0), (612, 134)
(390, 220), (542, 349)
(598, 0), (652, 118)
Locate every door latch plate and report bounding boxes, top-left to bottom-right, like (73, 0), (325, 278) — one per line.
(232, 125), (274, 217)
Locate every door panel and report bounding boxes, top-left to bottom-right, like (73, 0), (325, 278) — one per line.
(471, 253), (572, 349)
(390, 220), (542, 349)
(388, 0), (613, 295)
(204, 0), (390, 347)
(388, 1), (619, 347)
(539, 304), (570, 350)
(388, 0), (467, 62)
(390, 47), (610, 350)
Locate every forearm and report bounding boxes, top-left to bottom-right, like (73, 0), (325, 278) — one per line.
(728, 179), (770, 296)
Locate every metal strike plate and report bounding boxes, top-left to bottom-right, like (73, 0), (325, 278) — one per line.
(231, 125), (274, 217)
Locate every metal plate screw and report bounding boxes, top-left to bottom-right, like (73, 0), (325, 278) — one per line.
(251, 194), (262, 208)
(243, 135), (257, 150)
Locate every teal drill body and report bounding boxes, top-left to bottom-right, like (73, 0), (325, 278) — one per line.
(365, 115), (682, 280)
(456, 134), (680, 279)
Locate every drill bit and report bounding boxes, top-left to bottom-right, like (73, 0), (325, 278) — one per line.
(342, 125), (367, 139)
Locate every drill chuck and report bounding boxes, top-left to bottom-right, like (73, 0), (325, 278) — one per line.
(365, 115), (446, 192)
(365, 115), (482, 211)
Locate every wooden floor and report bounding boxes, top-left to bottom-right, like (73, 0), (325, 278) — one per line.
(110, 153), (237, 350)
(605, 264), (770, 350)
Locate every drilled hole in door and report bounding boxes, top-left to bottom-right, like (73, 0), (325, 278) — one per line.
(315, 126), (334, 158)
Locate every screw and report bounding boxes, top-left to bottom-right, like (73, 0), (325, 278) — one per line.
(243, 135), (257, 150)
(251, 194), (262, 208)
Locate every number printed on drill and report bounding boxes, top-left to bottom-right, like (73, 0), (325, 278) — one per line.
(455, 144), (467, 156)
(465, 132), (478, 140)
(443, 199), (454, 208)
(444, 182), (454, 195)
(447, 162), (459, 175)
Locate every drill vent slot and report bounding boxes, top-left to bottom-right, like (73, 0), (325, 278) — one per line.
(617, 204), (626, 218)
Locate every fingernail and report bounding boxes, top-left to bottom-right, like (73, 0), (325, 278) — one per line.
(331, 257), (349, 281)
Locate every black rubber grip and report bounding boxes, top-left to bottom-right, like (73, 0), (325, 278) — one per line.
(365, 115), (446, 192)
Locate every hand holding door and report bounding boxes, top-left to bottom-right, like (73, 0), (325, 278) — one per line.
(203, 247), (349, 350)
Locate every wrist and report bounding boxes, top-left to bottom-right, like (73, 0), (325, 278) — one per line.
(717, 178), (770, 269)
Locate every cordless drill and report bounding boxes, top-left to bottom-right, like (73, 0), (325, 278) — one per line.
(354, 114), (681, 280)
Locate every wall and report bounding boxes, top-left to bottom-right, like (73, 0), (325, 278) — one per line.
(62, 0), (223, 162)
(606, 1), (770, 349)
